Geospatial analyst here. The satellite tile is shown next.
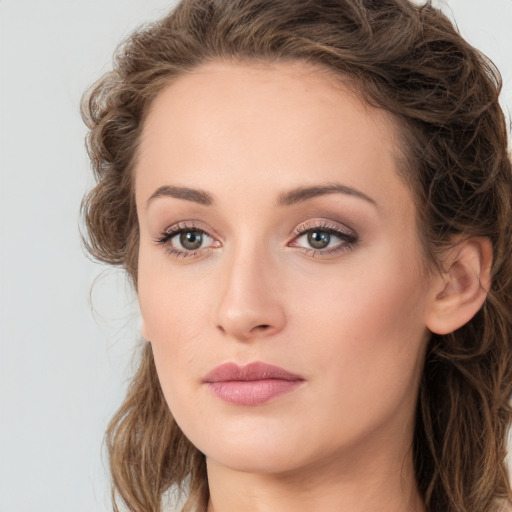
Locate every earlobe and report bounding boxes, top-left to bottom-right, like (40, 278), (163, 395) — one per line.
(425, 237), (492, 335)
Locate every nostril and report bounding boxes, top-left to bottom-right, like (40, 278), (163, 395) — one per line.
(253, 324), (270, 332)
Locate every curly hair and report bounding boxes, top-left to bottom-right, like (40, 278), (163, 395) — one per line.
(81, 1), (512, 511)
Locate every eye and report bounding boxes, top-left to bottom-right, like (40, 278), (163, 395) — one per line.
(155, 223), (220, 258)
(289, 221), (358, 255)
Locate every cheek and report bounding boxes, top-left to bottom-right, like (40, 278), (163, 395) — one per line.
(138, 245), (208, 335)
(137, 250), (205, 384)
(288, 249), (429, 404)
(294, 236), (428, 341)
(138, 267), (208, 423)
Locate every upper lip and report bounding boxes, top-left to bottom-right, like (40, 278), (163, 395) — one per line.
(202, 362), (304, 383)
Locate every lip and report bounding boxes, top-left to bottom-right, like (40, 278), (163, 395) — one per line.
(203, 362), (305, 406)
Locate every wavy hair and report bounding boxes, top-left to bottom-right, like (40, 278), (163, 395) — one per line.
(81, 1), (512, 511)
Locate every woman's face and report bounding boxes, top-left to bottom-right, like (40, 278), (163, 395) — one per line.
(135, 61), (435, 476)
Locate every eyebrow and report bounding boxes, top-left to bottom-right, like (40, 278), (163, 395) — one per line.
(146, 182), (376, 209)
(277, 183), (377, 207)
(146, 185), (214, 207)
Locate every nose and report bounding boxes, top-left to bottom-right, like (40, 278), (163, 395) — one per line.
(214, 245), (286, 341)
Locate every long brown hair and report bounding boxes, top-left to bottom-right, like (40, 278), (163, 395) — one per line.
(81, 1), (512, 511)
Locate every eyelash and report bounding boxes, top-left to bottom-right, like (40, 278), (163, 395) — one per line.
(154, 222), (216, 259)
(155, 221), (358, 259)
(289, 221), (358, 257)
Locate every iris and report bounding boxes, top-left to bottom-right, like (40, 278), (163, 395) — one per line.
(180, 230), (203, 250)
(308, 230), (330, 249)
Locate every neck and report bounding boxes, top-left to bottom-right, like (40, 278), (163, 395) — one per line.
(205, 438), (425, 512)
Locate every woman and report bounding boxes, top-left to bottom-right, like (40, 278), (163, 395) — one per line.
(81, 0), (512, 511)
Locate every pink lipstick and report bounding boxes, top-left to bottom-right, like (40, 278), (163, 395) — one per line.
(203, 362), (304, 406)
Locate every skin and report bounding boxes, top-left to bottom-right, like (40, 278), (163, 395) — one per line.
(134, 60), (439, 512)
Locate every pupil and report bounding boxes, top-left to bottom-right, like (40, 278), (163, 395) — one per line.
(308, 231), (330, 249)
(180, 231), (203, 250)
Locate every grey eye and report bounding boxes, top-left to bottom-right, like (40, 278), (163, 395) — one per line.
(307, 230), (331, 249)
(179, 230), (204, 250)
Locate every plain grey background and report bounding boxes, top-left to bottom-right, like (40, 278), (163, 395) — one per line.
(1, 1), (511, 511)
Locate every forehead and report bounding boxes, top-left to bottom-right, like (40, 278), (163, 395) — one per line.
(135, 60), (412, 219)
(139, 60), (399, 156)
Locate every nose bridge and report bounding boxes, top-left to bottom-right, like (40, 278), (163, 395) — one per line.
(215, 235), (285, 340)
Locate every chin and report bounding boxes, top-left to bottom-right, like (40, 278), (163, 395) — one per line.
(205, 444), (306, 475)
(185, 418), (310, 475)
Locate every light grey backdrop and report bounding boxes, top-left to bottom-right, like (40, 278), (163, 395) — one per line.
(1, 1), (511, 511)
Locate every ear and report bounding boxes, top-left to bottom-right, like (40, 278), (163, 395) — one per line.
(425, 236), (492, 335)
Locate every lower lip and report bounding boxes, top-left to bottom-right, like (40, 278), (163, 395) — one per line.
(207, 379), (303, 406)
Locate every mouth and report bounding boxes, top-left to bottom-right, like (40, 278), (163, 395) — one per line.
(202, 362), (305, 406)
